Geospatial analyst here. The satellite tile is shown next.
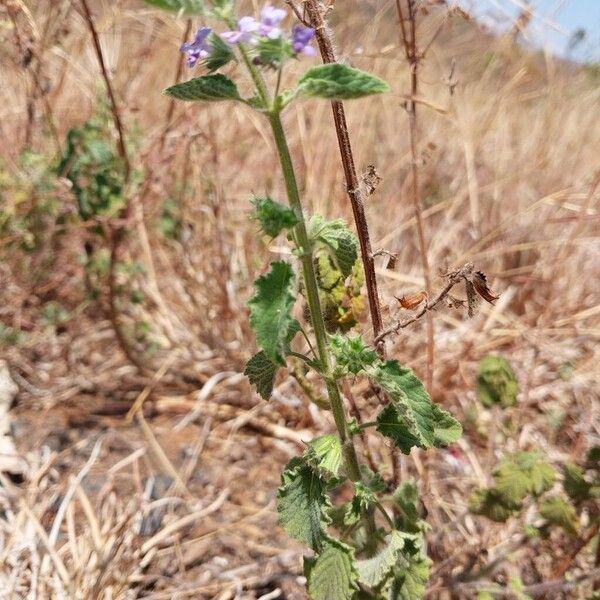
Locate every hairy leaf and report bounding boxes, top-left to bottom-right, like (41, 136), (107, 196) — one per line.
(356, 531), (406, 588)
(142, 0), (204, 13)
(539, 496), (579, 536)
(298, 64), (389, 100)
(309, 216), (358, 277)
(164, 74), (241, 102)
(468, 488), (519, 522)
(256, 36), (294, 68)
(305, 435), (342, 478)
(476, 355), (519, 408)
(388, 547), (431, 600)
(249, 261), (296, 365)
(251, 196), (299, 238)
(372, 361), (462, 454)
(392, 481), (422, 533)
(205, 33), (235, 72)
(277, 458), (330, 550)
(244, 351), (278, 400)
(494, 452), (555, 504)
(330, 334), (378, 375)
(306, 537), (358, 600)
(563, 463), (592, 501)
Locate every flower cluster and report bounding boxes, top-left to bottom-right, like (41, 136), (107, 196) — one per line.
(181, 4), (315, 69)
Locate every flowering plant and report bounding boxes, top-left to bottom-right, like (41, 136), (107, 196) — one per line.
(149, 1), (462, 598)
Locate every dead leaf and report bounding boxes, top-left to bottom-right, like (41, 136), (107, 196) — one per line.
(396, 290), (428, 310)
(472, 271), (500, 304)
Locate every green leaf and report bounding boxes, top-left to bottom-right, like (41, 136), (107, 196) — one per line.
(251, 196), (299, 237)
(372, 361), (462, 454)
(494, 452), (555, 504)
(309, 216), (358, 277)
(298, 64), (390, 100)
(330, 334), (378, 375)
(388, 549), (431, 600)
(306, 537), (358, 600)
(244, 351), (277, 400)
(142, 0), (204, 14)
(277, 458), (331, 550)
(392, 481), (422, 533)
(468, 488), (519, 522)
(476, 355), (519, 408)
(204, 34), (235, 72)
(256, 36), (294, 69)
(249, 261), (296, 365)
(356, 531), (406, 588)
(164, 74), (241, 102)
(587, 445), (600, 467)
(563, 463), (592, 501)
(305, 435), (342, 478)
(539, 496), (579, 536)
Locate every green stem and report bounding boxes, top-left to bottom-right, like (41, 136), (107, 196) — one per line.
(268, 110), (377, 543)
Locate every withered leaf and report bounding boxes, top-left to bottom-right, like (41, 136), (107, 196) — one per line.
(473, 271), (499, 304)
(396, 290), (428, 310)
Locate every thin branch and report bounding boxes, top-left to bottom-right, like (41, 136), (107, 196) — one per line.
(375, 263), (474, 344)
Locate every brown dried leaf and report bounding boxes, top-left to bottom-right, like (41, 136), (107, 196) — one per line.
(396, 290), (428, 310)
(362, 164), (381, 196)
(465, 280), (477, 318)
(472, 271), (499, 304)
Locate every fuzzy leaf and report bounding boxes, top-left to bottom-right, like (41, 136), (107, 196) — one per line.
(494, 452), (555, 504)
(330, 334), (378, 375)
(306, 537), (358, 600)
(298, 64), (389, 100)
(305, 435), (342, 478)
(309, 216), (359, 277)
(476, 355), (519, 408)
(256, 36), (294, 68)
(164, 74), (241, 102)
(357, 531), (406, 588)
(244, 351), (277, 400)
(249, 261), (296, 365)
(204, 34), (235, 72)
(142, 0), (204, 13)
(563, 463), (593, 501)
(468, 488), (519, 522)
(277, 458), (330, 550)
(372, 361), (462, 454)
(251, 196), (299, 237)
(539, 496), (579, 536)
(388, 551), (431, 600)
(392, 481), (422, 533)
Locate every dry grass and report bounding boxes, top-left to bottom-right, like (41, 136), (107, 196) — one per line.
(0, 0), (599, 598)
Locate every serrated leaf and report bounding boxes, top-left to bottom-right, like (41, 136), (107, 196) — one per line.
(277, 458), (330, 550)
(244, 351), (277, 400)
(494, 452), (555, 504)
(392, 481), (422, 533)
(298, 64), (389, 100)
(309, 216), (358, 277)
(306, 537), (358, 600)
(357, 531), (406, 588)
(563, 463), (592, 501)
(251, 196), (299, 237)
(539, 496), (579, 536)
(142, 0), (204, 14)
(372, 361), (462, 454)
(330, 333), (378, 375)
(476, 355), (519, 408)
(164, 74), (241, 102)
(468, 488), (519, 522)
(305, 435), (342, 478)
(249, 261), (296, 365)
(388, 552), (431, 600)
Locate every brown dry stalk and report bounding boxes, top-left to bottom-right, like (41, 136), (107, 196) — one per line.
(302, 0), (385, 356)
(79, 0), (149, 375)
(395, 0), (435, 391)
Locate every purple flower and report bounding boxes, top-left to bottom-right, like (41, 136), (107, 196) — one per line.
(259, 5), (287, 39)
(292, 25), (316, 55)
(181, 27), (212, 68)
(222, 16), (260, 44)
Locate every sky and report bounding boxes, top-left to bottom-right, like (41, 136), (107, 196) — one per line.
(461, 0), (600, 62)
